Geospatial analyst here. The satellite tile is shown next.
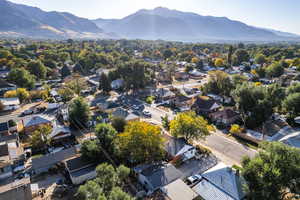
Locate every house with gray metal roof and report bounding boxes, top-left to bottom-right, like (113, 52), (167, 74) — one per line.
(193, 163), (248, 200)
(134, 163), (183, 194)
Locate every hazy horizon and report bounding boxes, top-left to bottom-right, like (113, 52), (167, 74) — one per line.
(7, 0), (300, 35)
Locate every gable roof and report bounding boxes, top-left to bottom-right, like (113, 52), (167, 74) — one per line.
(0, 134), (18, 143)
(210, 109), (239, 120)
(0, 143), (9, 157)
(192, 96), (220, 111)
(65, 156), (95, 172)
(195, 163), (247, 200)
(32, 147), (77, 171)
(164, 135), (187, 157)
(0, 80), (15, 89)
(23, 115), (52, 128)
(112, 108), (139, 121)
(0, 122), (9, 132)
(139, 163), (183, 189)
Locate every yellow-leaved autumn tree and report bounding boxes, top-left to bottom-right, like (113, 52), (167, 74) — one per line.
(170, 111), (212, 142)
(116, 121), (164, 164)
(214, 58), (225, 67)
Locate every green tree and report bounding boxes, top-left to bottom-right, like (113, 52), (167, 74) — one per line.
(161, 114), (170, 131)
(254, 54), (267, 65)
(65, 75), (87, 95)
(69, 97), (91, 129)
(169, 111), (211, 142)
(232, 83), (273, 128)
(111, 117), (127, 133)
(234, 49), (250, 65)
(27, 60), (47, 79)
(99, 73), (111, 93)
(30, 125), (52, 150)
(163, 49), (173, 59)
(227, 45), (234, 66)
(266, 62), (284, 78)
(95, 123), (118, 156)
(76, 163), (132, 200)
(109, 187), (134, 200)
(204, 70), (234, 96)
(242, 142), (300, 200)
(116, 121), (164, 164)
(81, 140), (102, 161)
(282, 93), (300, 117)
(76, 180), (106, 200)
(58, 87), (75, 102)
(8, 68), (35, 89)
(95, 163), (129, 195)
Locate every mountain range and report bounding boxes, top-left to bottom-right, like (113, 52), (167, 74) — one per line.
(0, 0), (110, 39)
(0, 0), (299, 42)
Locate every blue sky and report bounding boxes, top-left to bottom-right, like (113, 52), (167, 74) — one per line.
(9, 0), (300, 35)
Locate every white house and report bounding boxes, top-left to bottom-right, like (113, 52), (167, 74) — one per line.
(0, 98), (20, 111)
(65, 156), (97, 185)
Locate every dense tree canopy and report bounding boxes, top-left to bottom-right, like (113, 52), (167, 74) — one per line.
(8, 68), (35, 89)
(116, 121), (164, 164)
(69, 97), (91, 129)
(170, 111), (211, 142)
(242, 142), (300, 200)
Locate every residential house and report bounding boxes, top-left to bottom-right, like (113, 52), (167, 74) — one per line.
(48, 123), (72, 144)
(112, 107), (140, 121)
(22, 115), (53, 134)
(209, 108), (240, 126)
(133, 163), (183, 194)
(279, 131), (300, 148)
(111, 79), (124, 90)
(0, 178), (32, 200)
(172, 95), (192, 112)
(64, 156), (97, 185)
(189, 69), (206, 78)
(0, 98), (20, 111)
(164, 135), (196, 162)
(175, 72), (189, 80)
(0, 122), (9, 136)
(31, 146), (78, 174)
(191, 96), (220, 115)
(161, 179), (198, 200)
(0, 144), (12, 180)
(156, 71), (172, 83)
(193, 163), (248, 200)
(0, 80), (16, 96)
(155, 88), (176, 101)
(0, 162), (12, 180)
(0, 134), (24, 164)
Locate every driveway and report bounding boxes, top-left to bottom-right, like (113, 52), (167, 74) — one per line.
(177, 155), (218, 178)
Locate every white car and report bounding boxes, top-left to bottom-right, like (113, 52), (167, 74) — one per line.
(143, 111), (152, 118)
(186, 174), (202, 185)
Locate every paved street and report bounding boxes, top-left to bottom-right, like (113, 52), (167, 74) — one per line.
(197, 131), (257, 166)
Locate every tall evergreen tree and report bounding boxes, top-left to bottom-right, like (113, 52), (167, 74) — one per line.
(99, 73), (111, 93)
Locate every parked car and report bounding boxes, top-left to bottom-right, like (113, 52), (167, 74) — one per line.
(186, 174), (202, 185)
(143, 111), (152, 118)
(132, 105), (139, 110)
(22, 109), (33, 116)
